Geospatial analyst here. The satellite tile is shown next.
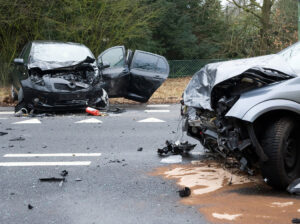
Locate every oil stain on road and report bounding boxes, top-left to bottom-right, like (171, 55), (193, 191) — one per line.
(151, 160), (300, 224)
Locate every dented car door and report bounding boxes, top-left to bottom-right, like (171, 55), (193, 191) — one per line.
(98, 47), (169, 102)
(126, 50), (169, 102)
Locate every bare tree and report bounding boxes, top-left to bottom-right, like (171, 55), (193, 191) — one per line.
(227, 0), (276, 54)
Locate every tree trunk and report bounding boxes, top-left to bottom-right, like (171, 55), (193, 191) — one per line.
(260, 0), (273, 54)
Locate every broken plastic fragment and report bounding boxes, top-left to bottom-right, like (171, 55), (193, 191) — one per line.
(0, 132), (8, 136)
(86, 107), (102, 116)
(39, 177), (65, 182)
(178, 187), (191, 197)
(158, 140), (196, 155)
(9, 137), (25, 141)
(28, 204), (34, 210)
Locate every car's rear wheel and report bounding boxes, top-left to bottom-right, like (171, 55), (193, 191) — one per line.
(260, 117), (300, 189)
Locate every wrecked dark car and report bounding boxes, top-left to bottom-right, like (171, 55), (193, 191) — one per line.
(182, 41), (300, 189)
(12, 41), (169, 112)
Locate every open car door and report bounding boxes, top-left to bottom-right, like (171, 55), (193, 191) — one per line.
(126, 50), (169, 102)
(97, 46), (130, 97)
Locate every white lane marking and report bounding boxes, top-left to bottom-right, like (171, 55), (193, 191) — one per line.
(75, 118), (102, 123)
(4, 153), (101, 157)
(160, 155), (182, 164)
(13, 118), (41, 124)
(144, 110), (170, 113)
(0, 111), (14, 115)
(138, 117), (165, 123)
(146, 105), (170, 108)
(0, 161), (91, 167)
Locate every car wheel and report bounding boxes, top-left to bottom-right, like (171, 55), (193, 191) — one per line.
(260, 117), (300, 189)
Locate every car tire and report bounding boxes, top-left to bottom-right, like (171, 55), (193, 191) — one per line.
(260, 117), (300, 189)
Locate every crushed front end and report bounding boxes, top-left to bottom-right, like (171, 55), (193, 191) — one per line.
(182, 58), (295, 174)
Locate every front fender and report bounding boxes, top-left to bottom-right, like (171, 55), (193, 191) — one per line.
(227, 99), (300, 123)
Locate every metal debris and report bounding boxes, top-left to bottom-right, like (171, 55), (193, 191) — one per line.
(292, 218), (300, 223)
(137, 147), (143, 152)
(75, 178), (82, 182)
(60, 170), (68, 177)
(157, 140), (196, 155)
(0, 132), (8, 136)
(39, 177), (65, 182)
(9, 136), (25, 141)
(178, 187), (191, 197)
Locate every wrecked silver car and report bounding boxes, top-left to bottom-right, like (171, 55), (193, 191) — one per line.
(182, 41), (300, 189)
(12, 41), (169, 112)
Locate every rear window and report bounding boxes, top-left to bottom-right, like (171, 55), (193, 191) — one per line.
(131, 52), (168, 73)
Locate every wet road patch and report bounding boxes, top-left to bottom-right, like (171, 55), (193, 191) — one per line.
(152, 161), (300, 224)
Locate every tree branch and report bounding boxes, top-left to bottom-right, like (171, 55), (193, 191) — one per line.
(227, 0), (262, 20)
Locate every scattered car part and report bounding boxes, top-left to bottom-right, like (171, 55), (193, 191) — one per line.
(27, 204), (34, 210)
(292, 218), (300, 224)
(12, 41), (169, 113)
(60, 170), (68, 177)
(107, 107), (126, 114)
(39, 177), (65, 182)
(75, 178), (82, 181)
(9, 137), (25, 141)
(157, 140), (196, 155)
(287, 178), (300, 195)
(0, 132), (8, 136)
(178, 187), (191, 197)
(137, 147), (143, 152)
(182, 41), (300, 189)
(86, 107), (102, 116)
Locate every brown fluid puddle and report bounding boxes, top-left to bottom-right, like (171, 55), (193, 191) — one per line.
(151, 161), (300, 224)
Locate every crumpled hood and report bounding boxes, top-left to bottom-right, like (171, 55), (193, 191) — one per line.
(183, 54), (295, 110)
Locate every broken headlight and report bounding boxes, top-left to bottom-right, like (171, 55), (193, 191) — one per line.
(30, 75), (45, 86)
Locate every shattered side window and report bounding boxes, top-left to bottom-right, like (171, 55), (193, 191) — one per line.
(132, 52), (158, 72)
(100, 47), (124, 68)
(156, 58), (168, 73)
(278, 42), (300, 73)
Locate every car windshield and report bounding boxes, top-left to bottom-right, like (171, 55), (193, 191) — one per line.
(277, 41), (300, 73)
(31, 43), (95, 63)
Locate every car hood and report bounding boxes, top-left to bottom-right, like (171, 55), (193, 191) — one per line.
(183, 54), (296, 110)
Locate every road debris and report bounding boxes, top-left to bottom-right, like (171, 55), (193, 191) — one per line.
(107, 107), (126, 114)
(157, 140), (196, 155)
(27, 204), (34, 210)
(75, 178), (82, 181)
(60, 170), (68, 177)
(0, 132), (8, 136)
(292, 218), (300, 223)
(9, 136), (25, 141)
(39, 177), (65, 182)
(137, 147), (143, 152)
(160, 155), (182, 164)
(287, 178), (300, 195)
(86, 107), (104, 116)
(178, 187), (191, 197)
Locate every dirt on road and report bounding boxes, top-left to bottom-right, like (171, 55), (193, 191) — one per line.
(152, 160), (300, 224)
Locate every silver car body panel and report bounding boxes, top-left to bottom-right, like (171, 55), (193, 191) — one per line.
(226, 77), (300, 122)
(183, 54), (295, 110)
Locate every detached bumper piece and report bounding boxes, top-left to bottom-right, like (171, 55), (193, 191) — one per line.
(157, 140), (196, 155)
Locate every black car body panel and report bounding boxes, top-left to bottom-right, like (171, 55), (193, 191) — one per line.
(12, 41), (170, 111)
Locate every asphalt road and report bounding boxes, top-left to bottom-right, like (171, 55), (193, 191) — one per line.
(0, 104), (206, 224)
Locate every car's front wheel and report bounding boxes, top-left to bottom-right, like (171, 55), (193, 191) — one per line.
(260, 117), (300, 189)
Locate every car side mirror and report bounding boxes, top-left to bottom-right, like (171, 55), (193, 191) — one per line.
(99, 61), (110, 69)
(13, 58), (24, 65)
